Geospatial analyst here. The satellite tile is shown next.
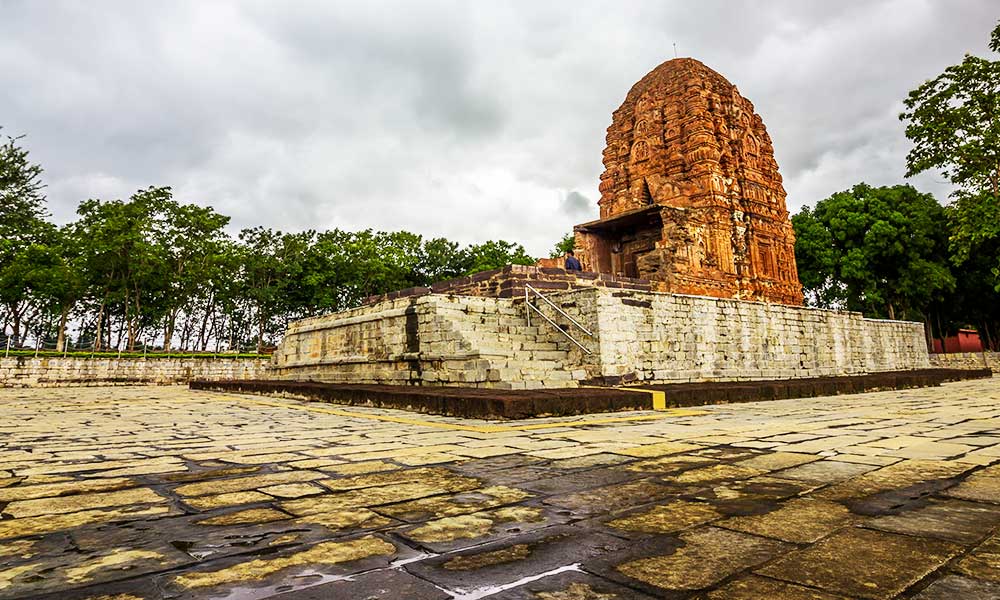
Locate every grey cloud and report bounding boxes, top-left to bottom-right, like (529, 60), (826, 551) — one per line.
(561, 191), (594, 218)
(0, 0), (995, 255)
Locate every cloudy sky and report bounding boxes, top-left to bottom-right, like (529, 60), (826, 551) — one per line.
(2, 0), (995, 255)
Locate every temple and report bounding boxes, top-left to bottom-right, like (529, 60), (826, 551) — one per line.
(573, 58), (804, 305)
(262, 56), (932, 392)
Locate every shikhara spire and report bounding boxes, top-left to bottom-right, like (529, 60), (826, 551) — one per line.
(575, 58), (804, 305)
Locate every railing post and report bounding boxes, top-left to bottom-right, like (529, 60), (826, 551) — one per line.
(525, 286), (530, 327)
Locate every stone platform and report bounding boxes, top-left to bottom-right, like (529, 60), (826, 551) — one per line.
(270, 284), (934, 389)
(193, 368), (992, 419)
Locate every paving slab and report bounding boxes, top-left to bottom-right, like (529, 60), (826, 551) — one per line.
(757, 528), (962, 599)
(814, 459), (972, 505)
(702, 574), (853, 599)
(718, 498), (857, 543)
(0, 533), (189, 599)
(770, 459), (878, 484)
(955, 533), (1000, 583)
(489, 569), (659, 599)
(269, 568), (451, 600)
(541, 478), (679, 518)
(156, 534), (414, 599)
(941, 464), (1000, 504)
(31, 579), (163, 600)
(405, 525), (631, 594)
(396, 505), (567, 553)
(519, 466), (637, 495)
(912, 575), (1000, 599)
(684, 475), (818, 517)
(865, 498), (1000, 544)
(623, 454), (719, 475)
(374, 485), (534, 523)
(601, 499), (722, 538)
(591, 526), (789, 596)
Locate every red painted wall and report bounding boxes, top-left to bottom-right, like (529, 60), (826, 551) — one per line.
(933, 329), (984, 353)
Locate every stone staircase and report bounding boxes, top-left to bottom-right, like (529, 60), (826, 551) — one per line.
(430, 296), (590, 389)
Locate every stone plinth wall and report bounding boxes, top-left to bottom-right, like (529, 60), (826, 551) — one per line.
(0, 357), (271, 387)
(275, 288), (932, 389)
(929, 352), (998, 371)
(363, 264), (653, 304)
(272, 295), (579, 389)
(529, 288), (930, 384)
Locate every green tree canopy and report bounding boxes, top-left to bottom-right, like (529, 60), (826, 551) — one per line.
(0, 127), (542, 352)
(0, 130), (49, 345)
(792, 184), (954, 322)
(463, 240), (535, 275)
(900, 20), (1000, 290)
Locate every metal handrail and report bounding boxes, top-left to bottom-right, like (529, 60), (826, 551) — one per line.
(524, 284), (593, 354)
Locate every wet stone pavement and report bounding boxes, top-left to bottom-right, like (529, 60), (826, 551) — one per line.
(1, 380), (999, 600)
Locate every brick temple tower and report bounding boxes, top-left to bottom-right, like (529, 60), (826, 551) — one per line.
(574, 58), (804, 305)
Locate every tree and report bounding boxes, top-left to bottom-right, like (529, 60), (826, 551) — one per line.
(549, 233), (575, 258)
(790, 207), (839, 307)
(72, 188), (178, 351)
(792, 184), (955, 333)
(153, 200), (231, 351)
(900, 20), (1000, 291)
(0, 130), (48, 346)
(237, 227), (318, 352)
(26, 226), (87, 351)
(416, 237), (466, 283)
(931, 230), (1000, 351)
(463, 240), (535, 275)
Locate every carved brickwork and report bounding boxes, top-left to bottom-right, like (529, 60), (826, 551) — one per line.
(575, 58), (803, 305)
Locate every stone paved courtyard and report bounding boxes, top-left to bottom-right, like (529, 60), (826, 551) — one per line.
(1, 380), (999, 599)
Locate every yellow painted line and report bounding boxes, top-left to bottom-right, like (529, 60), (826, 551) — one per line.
(217, 394), (705, 434)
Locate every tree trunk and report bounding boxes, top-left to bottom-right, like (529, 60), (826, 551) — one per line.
(94, 297), (106, 352)
(923, 317), (934, 353)
(127, 314), (136, 352)
(10, 303), (22, 348)
(163, 308), (178, 353)
(214, 315), (225, 352)
(887, 302), (896, 321)
(197, 293), (215, 351)
(127, 288), (141, 352)
(113, 311), (125, 351)
(983, 320), (996, 352)
(55, 304), (71, 352)
(207, 309), (220, 352)
(180, 315), (193, 352)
